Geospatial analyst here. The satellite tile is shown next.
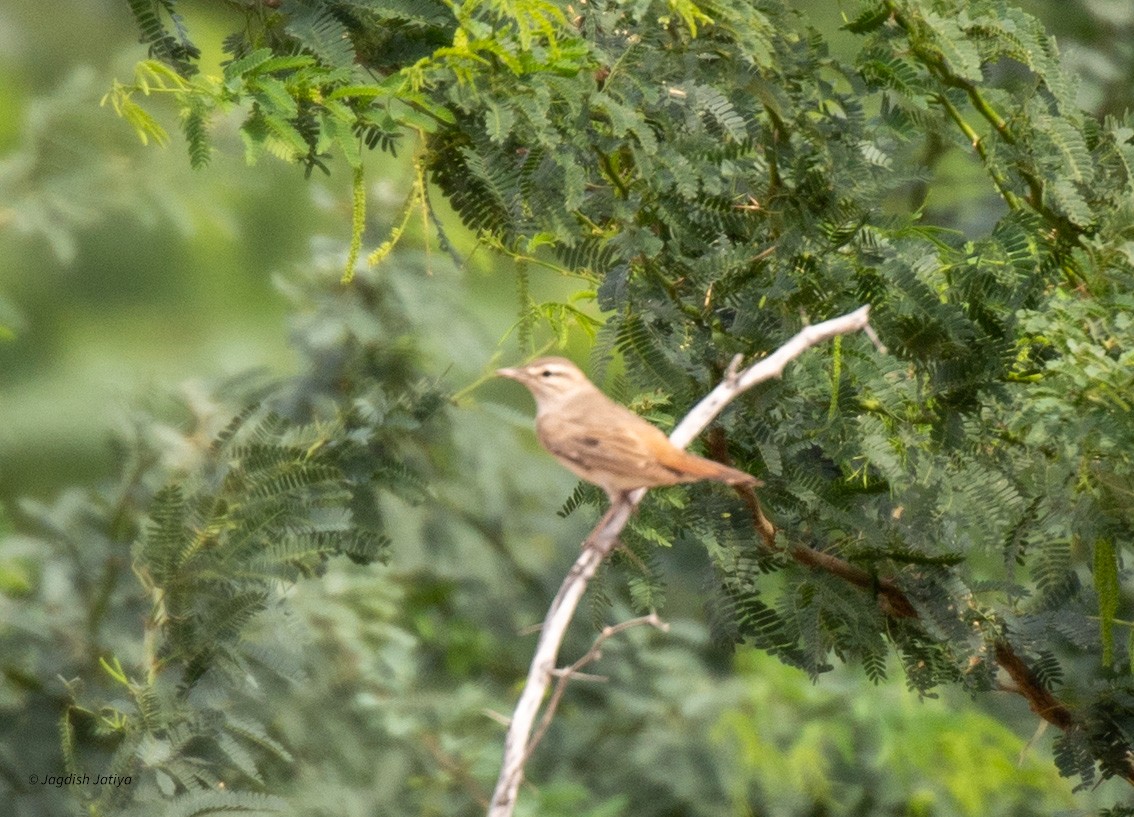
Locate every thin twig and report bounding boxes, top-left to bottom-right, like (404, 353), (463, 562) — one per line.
(488, 305), (876, 817)
(525, 613), (669, 762)
(724, 353), (744, 385)
(421, 732), (490, 808)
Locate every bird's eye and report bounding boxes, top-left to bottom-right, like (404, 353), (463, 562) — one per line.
(540, 369), (553, 378)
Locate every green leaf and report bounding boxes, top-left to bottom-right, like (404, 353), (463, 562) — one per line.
(285, 3), (356, 68)
(1094, 538), (1119, 667)
(223, 47), (275, 83)
(252, 75), (299, 119)
(924, 12), (983, 82)
(254, 55), (318, 74)
(844, 4), (890, 34)
(118, 97), (171, 147)
(261, 112), (310, 158)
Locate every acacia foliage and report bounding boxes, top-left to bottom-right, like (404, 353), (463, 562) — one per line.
(103, 0), (1134, 804)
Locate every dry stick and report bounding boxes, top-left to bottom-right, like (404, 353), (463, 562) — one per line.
(488, 305), (876, 817)
(525, 613), (670, 761)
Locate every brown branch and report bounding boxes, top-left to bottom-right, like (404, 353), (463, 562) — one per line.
(750, 524), (1090, 739)
(708, 426), (917, 618)
(786, 544), (918, 619)
(744, 502), (1108, 763)
(706, 410), (1124, 778)
(993, 641), (1075, 730)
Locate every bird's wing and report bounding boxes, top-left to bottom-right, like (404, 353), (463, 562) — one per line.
(538, 406), (693, 489)
(535, 393), (759, 493)
(545, 420), (653, 473)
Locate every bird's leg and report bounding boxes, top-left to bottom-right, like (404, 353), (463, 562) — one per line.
(609, 489), (644, 521)
(584, 503), (618, 550)
(582, 491), (634, 551)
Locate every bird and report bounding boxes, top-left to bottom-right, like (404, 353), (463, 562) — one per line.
(496, 357), (759, 503)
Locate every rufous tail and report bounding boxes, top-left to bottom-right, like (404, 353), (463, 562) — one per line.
(672, 451), (762, 488)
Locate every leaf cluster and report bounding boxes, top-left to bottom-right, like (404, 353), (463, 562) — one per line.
(0, 262), (448, 815)
(111, 1), (457, 175)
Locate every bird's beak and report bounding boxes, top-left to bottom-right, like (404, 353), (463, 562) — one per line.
(496, 366), (520, 380)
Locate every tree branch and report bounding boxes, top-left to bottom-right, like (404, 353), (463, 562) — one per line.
(525, 613), (669, 762)
(488, 305), (876, 817)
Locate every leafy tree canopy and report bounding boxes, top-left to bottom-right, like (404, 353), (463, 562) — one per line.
(4, 0), (1134, 814)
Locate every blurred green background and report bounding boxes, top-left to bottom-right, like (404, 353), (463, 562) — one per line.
(1, 0), (301, 500)
(2, 1), (1133, 815)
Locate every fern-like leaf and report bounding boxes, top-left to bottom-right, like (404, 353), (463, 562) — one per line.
(284, 2), (356, 69)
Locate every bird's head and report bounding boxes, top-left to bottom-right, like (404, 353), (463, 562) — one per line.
(496, 357), (592, 408)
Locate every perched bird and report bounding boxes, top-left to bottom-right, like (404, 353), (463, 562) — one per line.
(497, 357), (759, 503)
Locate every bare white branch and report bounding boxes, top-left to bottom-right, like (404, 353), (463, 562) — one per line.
(488, 305), (876, 817)
(669, 304), (873, 449)
(526, 613), (668, 765)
